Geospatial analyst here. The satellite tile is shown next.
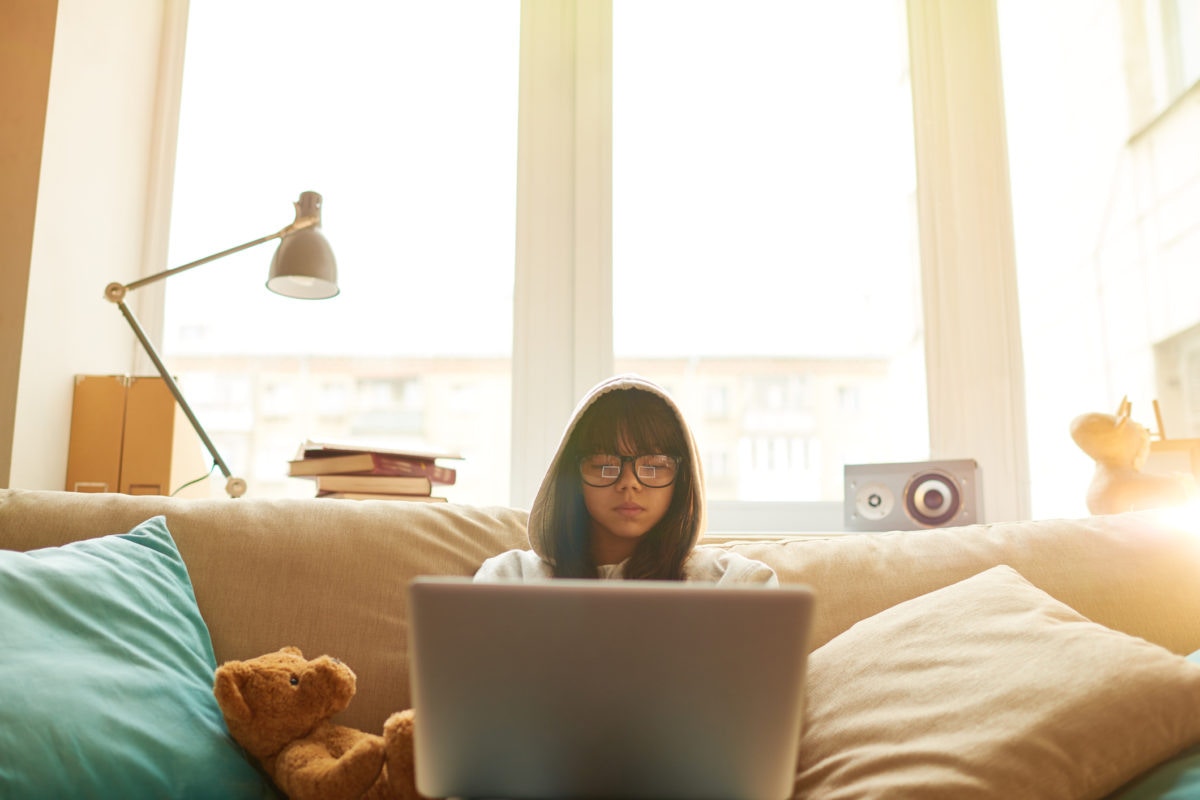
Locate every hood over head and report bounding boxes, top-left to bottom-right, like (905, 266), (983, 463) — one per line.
(526, 374), (706, 563)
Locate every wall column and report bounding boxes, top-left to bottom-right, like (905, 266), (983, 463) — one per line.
(908, 0), (1031, 521)
(0, 1), (58, 488)
(511, 0), (613, 507)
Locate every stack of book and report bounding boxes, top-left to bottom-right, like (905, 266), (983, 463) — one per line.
(288, 440), (461, 502)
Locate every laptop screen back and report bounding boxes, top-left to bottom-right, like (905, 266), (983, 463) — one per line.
(408, 577), (814, 800)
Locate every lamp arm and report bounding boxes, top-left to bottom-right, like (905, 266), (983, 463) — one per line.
(112, 299), (247, 498)
(108, 217), (316, 300)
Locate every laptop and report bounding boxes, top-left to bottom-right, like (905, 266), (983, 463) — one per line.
(407, 576), (815, 800)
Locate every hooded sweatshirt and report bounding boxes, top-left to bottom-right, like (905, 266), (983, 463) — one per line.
(475, 374), (778, 585)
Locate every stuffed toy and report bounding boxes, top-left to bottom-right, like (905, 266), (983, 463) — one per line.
(1070, 399), (1196, 514)
(213, 646), (422, 800)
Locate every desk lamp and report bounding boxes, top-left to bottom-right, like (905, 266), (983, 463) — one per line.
(104, 190), (338, 497)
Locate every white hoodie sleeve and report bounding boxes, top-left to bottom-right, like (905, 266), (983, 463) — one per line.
(473, 547), (777, 585)
(683, 549), (780, 586)
(473, 549), (554, 582)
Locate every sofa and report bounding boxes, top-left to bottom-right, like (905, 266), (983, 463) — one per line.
(2, 486), (1200, 799)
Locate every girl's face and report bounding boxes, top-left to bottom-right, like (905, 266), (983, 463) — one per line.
(581, 435), (676, 566)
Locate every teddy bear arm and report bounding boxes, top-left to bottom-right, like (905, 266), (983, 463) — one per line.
(382, 709), (423, 800)
(275, 733), (387, 800)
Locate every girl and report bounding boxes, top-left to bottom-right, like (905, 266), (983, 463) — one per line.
(476, 374), (777, 584)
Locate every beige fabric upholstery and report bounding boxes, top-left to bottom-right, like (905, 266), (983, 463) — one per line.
(702, 511), (1200, 656)
(5, 488), (1200, 741)
(0, 489), (529, 732)
(794, 565), (1200, 799)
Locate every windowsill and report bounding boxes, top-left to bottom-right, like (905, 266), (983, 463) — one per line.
(704, 500), (851, 536)
(701, 531), (859, 543)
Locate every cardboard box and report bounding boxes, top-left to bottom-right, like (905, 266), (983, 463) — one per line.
(64, 375), (126, 493)
(121, 376), (177, 495)
(66, 375), (210, 496)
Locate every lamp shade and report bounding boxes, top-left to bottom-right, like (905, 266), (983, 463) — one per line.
(267, 226), (339, 299)
(267, 191), (338, 299)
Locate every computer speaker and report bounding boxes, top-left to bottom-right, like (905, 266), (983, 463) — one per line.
(844, 459), (982, 531)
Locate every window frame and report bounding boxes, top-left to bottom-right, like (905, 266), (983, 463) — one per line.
(512, 0), (1029, 530)
(153, 0), (1030, 531)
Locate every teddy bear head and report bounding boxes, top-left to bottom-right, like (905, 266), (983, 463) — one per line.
(213, 646), (358, 761)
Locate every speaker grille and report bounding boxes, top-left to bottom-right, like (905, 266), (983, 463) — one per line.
(903, 470), (962, 526)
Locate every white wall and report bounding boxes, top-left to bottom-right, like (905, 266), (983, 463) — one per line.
(10, 0), (180, 490)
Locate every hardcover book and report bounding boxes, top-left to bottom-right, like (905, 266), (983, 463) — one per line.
(288, 452), (457, 484)
(316, 491), (448, 503)
(312, 474), (433, 495)
(289, 440), (460, 485)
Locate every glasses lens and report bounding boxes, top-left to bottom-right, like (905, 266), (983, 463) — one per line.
(635, 455), (678, 487)
(580, 455), (623, 486)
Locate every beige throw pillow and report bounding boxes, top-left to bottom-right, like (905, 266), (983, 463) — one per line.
(794, 565), (1200, 800)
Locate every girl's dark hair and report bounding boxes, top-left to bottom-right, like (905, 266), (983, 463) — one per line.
(545, 388), (700, 580)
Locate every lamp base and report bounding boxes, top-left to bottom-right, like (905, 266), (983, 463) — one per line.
(225, 476), (248, 498)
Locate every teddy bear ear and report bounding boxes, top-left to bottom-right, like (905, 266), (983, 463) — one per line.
(281, 646), (304, 657)
(213, 666), (253, 722)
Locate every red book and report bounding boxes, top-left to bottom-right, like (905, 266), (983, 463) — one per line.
(288, 440), (460, 485)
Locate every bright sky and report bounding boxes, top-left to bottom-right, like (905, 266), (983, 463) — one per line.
(164, 1), (920, 361)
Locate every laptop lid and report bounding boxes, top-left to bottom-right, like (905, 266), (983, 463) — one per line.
(408, 576), (814, 800)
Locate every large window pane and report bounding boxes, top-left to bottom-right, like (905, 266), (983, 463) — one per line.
(613, 1), (926, 504)
(999, 0), (1200, 518)
(165, 2), (518, 502)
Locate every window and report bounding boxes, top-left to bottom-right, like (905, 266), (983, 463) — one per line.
(1154, 323), (1200, 437)
(261, 379), (296, 419)
(164, 2), (1033, 528)
(613, 1), (926, 508)
(838, 385), (862, 413)
(316, 380), (351, 418)
(352, 378), (423, 436)
(1160, 0), (1200, 99)
(1120, 0), (1200, 131)
(703, 384), (729, 420)
(998, 1), (1200, 518)
(164, 1), (519, 503)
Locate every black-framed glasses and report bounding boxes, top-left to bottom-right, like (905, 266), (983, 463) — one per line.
(578, 454), (682, 488)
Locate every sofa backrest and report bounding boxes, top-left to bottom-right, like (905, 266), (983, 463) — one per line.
(0, 489), (530, 733)
(704, 510), (1200, 657)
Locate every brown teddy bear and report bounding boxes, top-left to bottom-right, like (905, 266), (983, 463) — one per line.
(213, 646), (422, 800)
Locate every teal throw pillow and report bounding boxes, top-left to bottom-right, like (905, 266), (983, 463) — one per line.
(1111, 649), (1200, 799)
(0, 515), (274, 799)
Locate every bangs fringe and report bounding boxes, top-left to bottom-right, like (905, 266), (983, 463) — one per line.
(572, 390), (686, 456)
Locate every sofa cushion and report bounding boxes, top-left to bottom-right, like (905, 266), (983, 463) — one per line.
(0, 516), (274, 799)
(1109, 649), (1200, 798)
(793, 565), (1200, 800)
